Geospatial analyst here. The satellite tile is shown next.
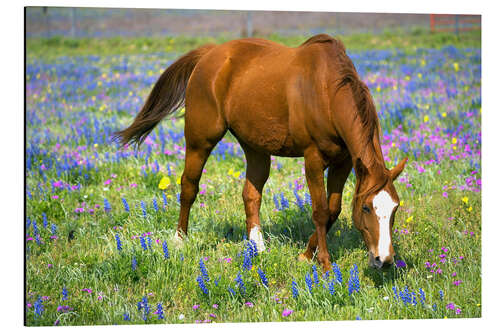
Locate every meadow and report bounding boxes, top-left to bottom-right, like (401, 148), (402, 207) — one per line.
(25, 31), (481, 325)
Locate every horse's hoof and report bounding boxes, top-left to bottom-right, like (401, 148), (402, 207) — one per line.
(171, 232), (184, 248)
(297, 253), (312, 262)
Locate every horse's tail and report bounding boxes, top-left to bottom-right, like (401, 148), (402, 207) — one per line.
(113, 43), (216, 146)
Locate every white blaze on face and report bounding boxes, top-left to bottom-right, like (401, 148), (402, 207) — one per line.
(249, 226), (266, 252)
(372, 190), (397, 261)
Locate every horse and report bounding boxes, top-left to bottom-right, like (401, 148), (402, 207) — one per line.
(114, 34), (407, 271)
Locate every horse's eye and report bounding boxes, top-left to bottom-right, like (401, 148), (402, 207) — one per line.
(362, 205), (371, 213)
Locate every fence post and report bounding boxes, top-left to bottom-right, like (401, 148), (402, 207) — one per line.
(454, 15), (460, 36)
(246, 12), (253, 37)
(430, 14), (435, 33)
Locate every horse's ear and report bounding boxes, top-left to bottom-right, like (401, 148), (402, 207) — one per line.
(390, 157), (408, 181)
(354, 158), (368, 178)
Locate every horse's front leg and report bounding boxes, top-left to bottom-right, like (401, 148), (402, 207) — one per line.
(299, 158), (352, 262)
(301, 146), (331, 272)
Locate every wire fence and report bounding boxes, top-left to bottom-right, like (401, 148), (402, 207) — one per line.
(26, 7), (451, 38)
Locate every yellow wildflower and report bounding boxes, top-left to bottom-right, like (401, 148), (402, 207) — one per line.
(452, 137), (457, 144)
(158, 176), (171, 190)
(468, 206), (473, 212)
(424, 115), (429, 123)
(406, 216), (414, 223)
(441, 112), (447, 118)
(453, 62), (459, 72)
(462, 196), (469, 205)
(176, 177), (181, 185)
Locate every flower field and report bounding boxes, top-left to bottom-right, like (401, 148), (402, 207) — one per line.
(25, 33), (481, 325)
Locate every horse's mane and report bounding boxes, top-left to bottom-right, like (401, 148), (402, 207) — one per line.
(302, 34), (384, 169)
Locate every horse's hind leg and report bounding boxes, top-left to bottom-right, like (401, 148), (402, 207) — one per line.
(176, 102), (226, 238)
(298, 158), (352, 262)
(241, 144), (270, 252)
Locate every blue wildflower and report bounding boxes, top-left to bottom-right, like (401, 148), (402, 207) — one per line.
(152, 198), (158, 212)
(305, 273), (313, 293)
(197, 275), (209, 295)
(199, 258), (210, 282)
(147, 237), (152, 249)
(348, 264), (360, 295)
(62, 287), (68, 301)
(51, 224), (57, 236)
(33, 219), (39, 234)
(141, 201), (147, 218)
(258, 268), (269, 287)
(34, 297), (44, 318)
(418, 288), (426, 305)
(439, 290), (444, 301)
(122, 197), (129, 212)
(400, 286), (412, 306)
(242, 247), (252, 271)
(132, 256), (137, 270)
(332, 263), (343, 284)
(103, 198), (111, 212)
(155, 303), (164, 320)
(123, 313), (130, 321)
(162, 241), (169, 259)
(35, 233), (42, 245)
(162, 192), (167, 208)
(392, 286), (399, 300)
(26, 217), (31, 230)
(115, 233), (122, 252)
(280, 192), (289, 209)
(273, 194), (281, 210)
(139, 296), (149, 321)
(294, 188), (304, 210)
(140, 236), (147, 251)
(42, 212), (48, 228)
(312, 265), (319, 285)
(235, 273), (246, 295)
(228, 287), (236, 296)
(328, 279), (336, 295)
(304, 192), (312, 205)
(291, 280), (299, 298)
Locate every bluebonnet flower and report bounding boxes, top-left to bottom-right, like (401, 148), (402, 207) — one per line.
(305, 192), (312, 205)
(280, 192), (289, 209)
(432, 304), (437, 311)
(147, 237), (152, 249)
(42, 212), (48, 228)
(103, 198), (111, 212)
(411, 291), (417, 306)
(33, 219), (39, 234)
(141, 201), (147, 218)
(132, 256), (137, 270)
(199, 258), (210, 282)
(348, 264), (360, 295)
(235, 273), (246, 295)
(242, 246), (252, 271)
(176, 193), (180, 203)
(115, 234), (122, 252)
(35, 233), (42, 245)
(312, 265), (319, 285)
(305, 273), (313, 293)
(294, 188), (304, 210)
(26, 217), (31, 230)
(214, 276), (221, 287)
(392, 286), (399, 300)
(139, 296), (150, 321)
(62, 287), (68, 301)
(123, 313), (130, 321)
(399, 286), (412, 306)
(34, 297), (44, 318)
(356, 316), (362, 320)
(332, 263), (343, 284)
(249, 240), (258, 257)
(228, 287), (236, 296)
(291, 280), (299, 298)
(418, 288), (426, 305)
(51, 224), (57, 236)
(197, 275), (209, 295)
(155, 303), (164, 320)
(140, 236), (148, 251)
(162, 241), (169, 259)
(258, 268), (269, 287)
(273, 194), (281, 210)
(328, 279), (336, 295)
(122, 197), (129, 212)
(152, 198), (158, 212)
(439, 290), (444, 300)
(162, 192), (167, 208)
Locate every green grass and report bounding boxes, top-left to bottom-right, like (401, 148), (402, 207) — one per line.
(25, 30), (481, 325)
(26, 29), (481, 60)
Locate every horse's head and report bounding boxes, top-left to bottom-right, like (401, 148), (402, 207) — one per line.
(352, 157), (407, 269)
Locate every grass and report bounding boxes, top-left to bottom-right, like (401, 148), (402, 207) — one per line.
(25, 31), (481, 325)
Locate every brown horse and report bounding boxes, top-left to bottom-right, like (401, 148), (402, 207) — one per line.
(114, 34), (407, 271)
